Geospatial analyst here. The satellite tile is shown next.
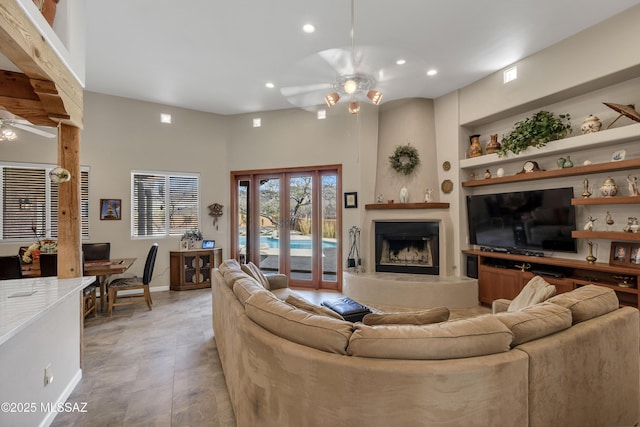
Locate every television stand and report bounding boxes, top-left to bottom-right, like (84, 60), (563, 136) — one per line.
(463, 249), (640, 308)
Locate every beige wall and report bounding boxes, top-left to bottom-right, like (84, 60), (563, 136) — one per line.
(1, 4), (639, 285)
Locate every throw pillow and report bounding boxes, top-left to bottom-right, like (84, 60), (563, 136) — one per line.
(241, 262), (271, 289)
(218, 258), (241, 275)
(508, 275), (556, 311)
(285, 294), (343, 319)
(362, 307), (450, 326)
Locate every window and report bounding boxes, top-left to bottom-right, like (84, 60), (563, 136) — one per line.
(1, 163), (89, 241)
(131, 171), (199, 237)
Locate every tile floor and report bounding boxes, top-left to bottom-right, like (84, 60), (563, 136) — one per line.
(51, 288), (236, 427)
(51, 287), (490, 427)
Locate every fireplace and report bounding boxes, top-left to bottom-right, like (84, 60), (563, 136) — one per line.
(374, 221), (439, 275)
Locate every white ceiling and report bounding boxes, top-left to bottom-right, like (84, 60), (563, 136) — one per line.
(84, 0), (640, 116)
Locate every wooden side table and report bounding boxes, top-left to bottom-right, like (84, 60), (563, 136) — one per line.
(170, 248), (222, 291)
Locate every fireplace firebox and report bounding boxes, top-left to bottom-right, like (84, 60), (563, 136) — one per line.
(374, 221), (439, 275)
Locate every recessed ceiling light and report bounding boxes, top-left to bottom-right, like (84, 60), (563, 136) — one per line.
(303, 24), (315, 33)
(265, 82), (275, 89)
(426, 69), (438, 77)
(396, 59), (406, 65)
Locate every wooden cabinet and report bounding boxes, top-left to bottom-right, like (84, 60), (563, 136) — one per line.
(170, 248), (222, 291)
(466, 249), (639, 308)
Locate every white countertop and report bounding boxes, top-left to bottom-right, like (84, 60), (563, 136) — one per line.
(0, 276), (95, 346)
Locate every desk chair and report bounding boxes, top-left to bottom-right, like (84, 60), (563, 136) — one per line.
(108, 243), (158, 316)
(41, 253), (97, 317)
(39, 253), (57, 277)
(0, 255), (23, 280)
(82, 243), (110, 309)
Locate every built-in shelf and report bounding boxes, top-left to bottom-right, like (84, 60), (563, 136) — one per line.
(462, 157), (640, 187)
(572, 196), (640, 205)
(571, 231), (640, 241)
(364, 202), (449, 210)
(459, 123), (640, 170)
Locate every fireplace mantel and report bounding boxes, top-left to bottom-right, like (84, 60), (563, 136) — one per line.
(365, 202), (449, 210)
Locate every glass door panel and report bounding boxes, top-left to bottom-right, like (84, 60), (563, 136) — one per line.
(257, 176), (280, 273)
(321, 173), (338, 283)
(236, 180), (249, 263)
(288, 175), (313, 282)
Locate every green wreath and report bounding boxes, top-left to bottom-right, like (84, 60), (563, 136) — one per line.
(389, 144), (420, 175)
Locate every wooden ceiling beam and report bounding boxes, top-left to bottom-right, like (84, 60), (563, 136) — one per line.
(0, 70), (58, 125)
(0, 0), (82, 128)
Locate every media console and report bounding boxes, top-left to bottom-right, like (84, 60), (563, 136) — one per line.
(464, 249), (639, 308)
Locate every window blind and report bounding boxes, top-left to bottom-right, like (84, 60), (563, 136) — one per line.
(132, 172), (199, 237)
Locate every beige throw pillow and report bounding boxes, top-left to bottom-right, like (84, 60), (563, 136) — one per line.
(285, 294), (343, 320)
(241, 262), (271, 289)
(362, 307), (450, 326)
(508, 275), (556, 311)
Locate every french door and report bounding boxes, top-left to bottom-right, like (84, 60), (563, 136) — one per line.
(231, 165), (341, 290)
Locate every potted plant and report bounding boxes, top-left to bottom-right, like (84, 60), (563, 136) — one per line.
(181, 229), (203, 249)
(497, 111), (572, 157)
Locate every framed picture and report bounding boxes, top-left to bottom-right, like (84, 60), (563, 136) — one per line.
(609, 242), (630, 266)
(100, 199), (121, 220)
(630, 244), (640, 265)
(344, 192), (358, 209)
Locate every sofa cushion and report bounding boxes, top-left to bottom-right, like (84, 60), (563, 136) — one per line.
(285, 294), (343, 319)
(495, 302), (572, 346)
(221, 269), (251, 289)
(547, 285), (619, 324)
(362, 307), (450, 326)
(245, 291), (353, 354)
(508, 275), (556, 311)
(347, 314), (513, 360)
(218, 258), (241, 275)
(241, 262), (271, 289)
(233, 277), (270, 304)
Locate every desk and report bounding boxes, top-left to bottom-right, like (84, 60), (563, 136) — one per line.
(21, 258), (136, 312)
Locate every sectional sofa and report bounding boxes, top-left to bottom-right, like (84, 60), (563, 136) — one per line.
(212, 259), (639, 427)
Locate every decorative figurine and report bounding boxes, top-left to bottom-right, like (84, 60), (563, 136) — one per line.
(584, 216), (597, 231)
(376, 194), (383, 203)
(628, 175), (639, 196)
(496, 167), (505, 178)
(623, 217), (638, 233)
(586, 241), (597, 264)
(600, 177), (618, 197)
(581, 114), (602, 134)
(424, 188), (433, 203)
(606, 211), (614, 227)
(582, 178), (592, 198)
(483, 169), (491, 179)
(400, 187), (409, 203)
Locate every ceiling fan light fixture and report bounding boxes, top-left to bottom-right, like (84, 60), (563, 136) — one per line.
(367, 90), (383, 105)
(0, 125), (17, 141)
(324, 92), (340, 107)
(344, 79), (358, 94)
(348, 101), (360, 114)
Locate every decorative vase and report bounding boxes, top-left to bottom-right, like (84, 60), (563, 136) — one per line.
(485, 133), (501, 154)
(483, 169), (491, 179)
(581, 114), (602, 134)
(468, 134), (483, 158)
(556, 157), (566, 169)
(496, 167), (505, 178)
(586, 241), (597, 264)
(600, 177), (618, 197)
(562, 156), (573, 168)
(400, 187), (409, 203)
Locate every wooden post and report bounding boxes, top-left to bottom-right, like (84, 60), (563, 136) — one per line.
(57, 123), (82, 278)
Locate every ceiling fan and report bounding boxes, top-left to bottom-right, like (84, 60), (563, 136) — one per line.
(0, 109), (57, 141)
(280, 0), (427, 114)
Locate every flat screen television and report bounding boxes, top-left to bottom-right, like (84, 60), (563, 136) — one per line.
(466, 187), (577, 253)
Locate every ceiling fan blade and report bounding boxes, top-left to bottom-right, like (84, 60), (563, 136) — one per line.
(10, 123), (57, 138)
(280, 82), (333, 98)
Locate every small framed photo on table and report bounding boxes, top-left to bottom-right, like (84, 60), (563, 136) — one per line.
(100, 199), (121, 220)
(344, 192), (358, 209)
(629, 244), (640, 266)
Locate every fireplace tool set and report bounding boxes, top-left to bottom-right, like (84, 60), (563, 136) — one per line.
(347, 226), (362, 272)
